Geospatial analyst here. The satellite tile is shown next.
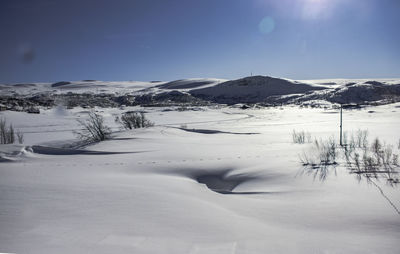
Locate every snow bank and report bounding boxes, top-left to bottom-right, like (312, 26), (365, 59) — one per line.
(0, 144), (35, 161)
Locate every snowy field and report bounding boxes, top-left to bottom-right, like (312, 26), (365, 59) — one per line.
(1, 103), (400, 253)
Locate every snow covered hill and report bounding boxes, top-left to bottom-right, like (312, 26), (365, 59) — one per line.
(1, 76), (400, 111)
(189, 75), (326, 104)
(0, 80), (162, 96)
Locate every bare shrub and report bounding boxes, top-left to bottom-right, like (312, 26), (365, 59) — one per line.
(8, 124), (15, 144)
(0, 118), (23, 144)
(118, 111), (154, 130)
(0, 118), (9, 144)
(348, 137), (398, 184)
(344, 137), (356, 166)
(299, 136), (337, 168)
(292, 130), (311, 144)
(16, 131), (24, 144)
(362, 152), (377, 173)
(314, 137), (337, 165)
(348, 129), (368, 148)
(382, 145), (393, 167)
(371, 137), (382, 164)
(299, 151), (317, 167)
(353, 152), (361, 172)
(344, 145), (352, 166)
(75, 111), (111, 142)
(356, 129), (369, 149)
(297, 131), (399, 186)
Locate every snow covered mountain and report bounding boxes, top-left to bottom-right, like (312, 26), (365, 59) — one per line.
(1, 76), (400, 111)
(189, 76), (326, 104)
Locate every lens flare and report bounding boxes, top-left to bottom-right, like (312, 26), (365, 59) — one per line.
(258, 16), (275, 35)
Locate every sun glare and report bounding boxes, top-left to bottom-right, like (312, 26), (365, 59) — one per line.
(300, 0), (334, 20)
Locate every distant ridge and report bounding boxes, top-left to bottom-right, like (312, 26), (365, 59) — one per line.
(189, 76), (326, 104)
(1, 76), (400, 108)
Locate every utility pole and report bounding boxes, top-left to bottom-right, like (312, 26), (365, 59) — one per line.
(340, 104), (343, 146)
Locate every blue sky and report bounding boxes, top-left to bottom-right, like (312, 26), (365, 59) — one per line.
(1, 0), (399, 83)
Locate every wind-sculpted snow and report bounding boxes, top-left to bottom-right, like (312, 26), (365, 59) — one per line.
(29, 145), (142, 155)
(0, 145), (141, 161)
(0, 144), (35, 162)
(176, 127), (259, 135)
(1, 105), (400, 253)
(161, 167), (276, 194)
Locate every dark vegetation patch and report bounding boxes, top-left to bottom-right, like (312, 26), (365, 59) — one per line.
(364, 81), (385, 86)
(134, 91), (210, 107)
(0, 91), (211, 112)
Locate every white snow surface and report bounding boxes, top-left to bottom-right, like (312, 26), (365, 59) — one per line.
(1, 103), (400, 253)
